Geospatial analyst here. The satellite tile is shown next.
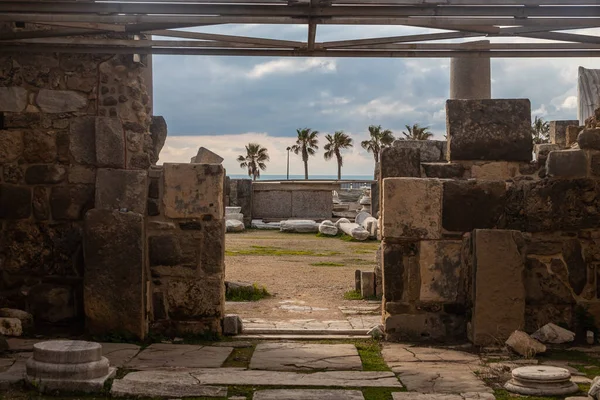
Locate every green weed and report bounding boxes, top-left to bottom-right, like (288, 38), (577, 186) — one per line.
(226, 283), (270, 302)
(356, 340), (390, 372)
(310, 262), (346, 267)
(222, 346), (256, 368)
(344, 290), (363, 300)
(226, 245), (339, 257)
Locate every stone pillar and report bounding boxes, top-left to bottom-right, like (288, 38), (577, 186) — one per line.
(450, 42), (491, 100)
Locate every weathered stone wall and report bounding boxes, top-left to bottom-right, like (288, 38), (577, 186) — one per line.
(380, 98), (600, 344)
(227, 178), (252, 227)
(252, 182), (338, 220)
(0, 25), (154, 328)
(147, 163), (225, 337)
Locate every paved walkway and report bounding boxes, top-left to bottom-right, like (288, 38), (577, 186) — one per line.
(3, 338), (595, 399)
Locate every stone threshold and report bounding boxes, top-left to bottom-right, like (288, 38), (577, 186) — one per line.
(243, 328), (370, 335)
(237, 334), (371, 340)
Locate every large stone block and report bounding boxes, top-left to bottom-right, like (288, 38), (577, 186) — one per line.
(382, 178), (442, 240)
(95, 117), (125, 169)
(550, 120), (580, 147)
(291, 191), (332, 219)
(0, 87), (28, 112)
(0, 184), (31, 219)
(165, 278), (223, 320)
(252, 191), (292, 219)
(546, 149), (588, 178)
(33, 186), (50, 220)
(37, 89), (87, 113)
(149, 235), (184, 267)
(446, 99), (533, 161)
(163, 163), (224, 219)
(471, 230), (526, 346)
(385, 312), (465, 342)
(23, 130), (57, 163)
(469, 161), (519, 181)
(0, 130), (23, 163)
(380, 147), (421, 179)
(84, 209), (146, 339)
(192, 147), (224, 164)
(95, 169), (148, 214)
(442, 180), (506, 233)
(70, 117), (96, 165)
(149, 116), (167, 165)
(525, 258), (575, 305)
(50, 185), (94, 220)
(28, 283), (77, 323)
(25, 165), (66, 184)
(393, 140), (445, 162)
(382, 241), (419, 303)
(230, 179), (252, 226)
(534, 144), (561, 165)
(419, 241), (462, 303)
(421, 163), (465, 179)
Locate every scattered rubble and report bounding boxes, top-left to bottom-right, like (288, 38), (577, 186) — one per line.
(339, 222), (370, 241)
(506, 331), (546, 358)
(319, 220), (338, 236)
(0, 308), (33, 331)
(0, 317), (22, 337)
(531, 323), (575, 344)
(226, 219), (245, 233)
(280, 220), (319, 233)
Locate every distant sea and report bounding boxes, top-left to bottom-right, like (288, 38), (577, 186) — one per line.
(227, 174), (374, 181)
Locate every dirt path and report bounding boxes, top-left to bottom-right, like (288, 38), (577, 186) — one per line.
(224, 230), (380, 321)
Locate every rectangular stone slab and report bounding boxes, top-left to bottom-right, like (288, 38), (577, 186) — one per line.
(120, 369), (402, 387)
(254, 389), (365, 400)
(446, 99), (532, 161)
(126, 343), (233, 369)
(111, 370), (226, 398)
(100, 343), (141, 367)
(250, 342), (362, 371)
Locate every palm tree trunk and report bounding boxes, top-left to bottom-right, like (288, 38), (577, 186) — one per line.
(304, 160), (308, 180)
(337, 157), (342, 180)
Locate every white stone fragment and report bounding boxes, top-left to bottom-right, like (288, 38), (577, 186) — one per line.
(319, 221), (338, 236)
(226, 206), (242, 214)
(361, 217), (378, 239)
(531, 323), (575, 344)
(280, 220), (318, 233)
(226, 213), (244, 223)
(506, 330), (546, 358)
(339, 223), (369, 241)
(226, 219), (245, 232)
(251, 220), (281, 230)
(335, 218), (351, 229)
(355, 211), (371, 226)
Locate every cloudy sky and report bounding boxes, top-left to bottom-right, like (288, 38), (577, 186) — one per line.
(154, 24), (600, 177)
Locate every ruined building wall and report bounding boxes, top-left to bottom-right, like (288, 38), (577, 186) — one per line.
(381, 98), (600, 345)
(0, 23), (154, 328)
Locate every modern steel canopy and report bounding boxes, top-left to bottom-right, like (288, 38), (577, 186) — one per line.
(1, 0), (600, 57)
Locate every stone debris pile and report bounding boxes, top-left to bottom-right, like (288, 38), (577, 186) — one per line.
(505, 330), (547, 358)
(0, 308), (33, 337)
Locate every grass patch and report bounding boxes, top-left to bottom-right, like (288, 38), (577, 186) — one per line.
(226, 245), (339, 257)
(494, 388), (576, 400)
(354, 249), (376, 254)
(226, 283), (270, 302)
(356, 340), (390, 372)
(222, 346), (256, 368)
(363, 387), (405, 400)
(344, 290), (363, 300)
(310, 262), (346, 267)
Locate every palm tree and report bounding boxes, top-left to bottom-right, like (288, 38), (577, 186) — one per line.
(361, 125), (394, 163)
(401, 124), (434, 140)
(532, 116), (550, 144)
(291, 128), (319, 180)
(324, 131), (354, 180)
(237, 143), (269, 181)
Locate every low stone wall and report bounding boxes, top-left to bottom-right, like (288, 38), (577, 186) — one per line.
(252, 181), (339, 220)
(381, 98), (600, 345)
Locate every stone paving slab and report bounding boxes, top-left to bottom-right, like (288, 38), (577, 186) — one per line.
(125, 343), (233, 369)
(254, 389), (365, 400)
(347, 315), (382, 329)
(7, 338), (41, 351)
(392, 393), (495, 400)
(250, 342), (362, 371)
(392, 363), (491, 394)
(0, 358), (14, 370)
(383, 344), (481, 364)
(339, 305), (381, 315)
(118, 368), (402, 388)
(111, 370), (227, 398)
(0, 359), (26, 389)
(101, 343), (141, 367)
(243, 318), (354, 331)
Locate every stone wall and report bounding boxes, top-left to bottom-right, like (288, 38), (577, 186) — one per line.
(380, 98), (600, 344)
(227, 178), (252, 227)
(0, 24), (156, 329)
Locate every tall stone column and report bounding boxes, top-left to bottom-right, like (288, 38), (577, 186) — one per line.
(450, 41), (491, 100)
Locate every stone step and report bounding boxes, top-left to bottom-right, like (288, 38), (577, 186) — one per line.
(33, 340), (102, 364)
(237, 334), (371, 340)
(242, 328), (370, 335)
(254, 389), (365, 400)
(112, 368), (402, 389)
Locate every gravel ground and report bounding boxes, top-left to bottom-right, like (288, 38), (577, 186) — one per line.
(224, 230), (380, 320)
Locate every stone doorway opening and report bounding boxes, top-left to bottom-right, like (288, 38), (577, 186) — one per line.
(224, 229), (382, 336)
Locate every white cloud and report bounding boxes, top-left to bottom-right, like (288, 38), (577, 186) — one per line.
(355, 98), (415, 118)
(247, 58), (337, 79)
(560, 95), (578, 111)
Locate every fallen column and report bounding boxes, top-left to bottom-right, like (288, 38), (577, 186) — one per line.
(339, 222), (369, 241)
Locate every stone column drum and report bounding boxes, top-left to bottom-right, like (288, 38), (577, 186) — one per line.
(450, 41), (491, 100)
(26, 340), (115, 393)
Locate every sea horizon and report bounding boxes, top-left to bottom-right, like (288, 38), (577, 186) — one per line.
(227, 174), (374, 181)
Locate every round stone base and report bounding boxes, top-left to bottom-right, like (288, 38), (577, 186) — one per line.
(504, 379), (580, 396)
(33, 341), (102, 364)
(26, 356), (110, 380)
(26, 367), (116, 394)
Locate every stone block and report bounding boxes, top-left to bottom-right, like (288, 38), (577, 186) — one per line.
(25, 165), (66, 184)
(592, 153), (600, 178)
(165, 278), (223, 320)
(0, 309), (33, 331)
(36, 89), (87, 113)
(371, 182), (379, 218)
(446, 99), (533, 161)
(0, 130), (23, 163)
(385, 313), (464, 342)
(382, 178), (442, 240)
(470, 161), (519, 180)
(70, 117), (96, 165)
(229, 179), (252, 227)
(550, 120), (579, 147)
(223, 314), (242, 335)
(382, 241), (419, 303)
(149, 116), (167, 165)
(578, 128), (600, 150)
(535, 144), (561, 165)
(419, 241), (462, 303)
(292, 190), (332, 219)
(23, 130), (56, 163)
(361, 271), (375, 298)
(421, 163), (465, 179)
(393, 140), (445, 162)
(380, 147), (421, 178)
(50, 185), (94, 220)
(0, 318), (22, 337)
(0, 184), (31, 219)
(68, 165), (96, 184)
(95, 117), (125, 169)
(95, 169), (148, 214)
(163, 163), (224, 219)
(192, 147), (224, 164)
(0, 87), (28, 112)
(471, 230), (526, 346)
(27, 283), (77, 323)
(253, 191), (292, 219)
(442, 180), (506, 233)
(32, 187), (49, 220)
(149, 235), (183, 267)
(84, 209), (146, 339)
(546, 149), (587, 178)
